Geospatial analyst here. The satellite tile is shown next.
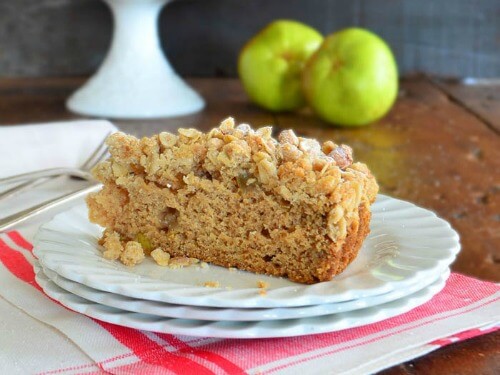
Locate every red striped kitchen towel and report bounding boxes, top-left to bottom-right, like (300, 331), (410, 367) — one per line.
(0, 230), (498, 374)
(0, 121), (498, 374)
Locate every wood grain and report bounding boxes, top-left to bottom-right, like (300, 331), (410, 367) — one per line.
(0, 77), (498, 374)
(432, 79), (500, 133)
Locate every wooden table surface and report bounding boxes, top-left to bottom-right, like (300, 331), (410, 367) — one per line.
(0, 77), (498, 374)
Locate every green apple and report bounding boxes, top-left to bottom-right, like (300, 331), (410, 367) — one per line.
(238, 20), (323, 112)
(302, 28), (398, 126)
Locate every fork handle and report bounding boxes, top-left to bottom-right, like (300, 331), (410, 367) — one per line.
(0, 178), (52, 203)
(0, 168), (93, 184)
(0, 184), (101, 233)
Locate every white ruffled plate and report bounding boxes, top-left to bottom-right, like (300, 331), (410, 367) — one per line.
(34, 265), (447, 338)
(33, 194), (460, 308)
(41, 264), (450, 321)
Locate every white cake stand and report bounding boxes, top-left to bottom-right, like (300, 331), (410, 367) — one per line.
(67, 0), (205, 119)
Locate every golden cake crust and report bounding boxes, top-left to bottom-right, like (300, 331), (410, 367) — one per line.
(86, 118), (378, 284)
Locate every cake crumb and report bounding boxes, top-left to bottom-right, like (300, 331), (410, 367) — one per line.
(120, 241), (145, 266)
(102, 231), (123, 260)
(151, 248), (171, 266)
(204, 281), (220, 288)
(200, 262), (209, 269)
(258, 289), (267, 296)
(168, 256), (198, 269)
(257, 280), (269, 289)
(228, 267), (237, 272)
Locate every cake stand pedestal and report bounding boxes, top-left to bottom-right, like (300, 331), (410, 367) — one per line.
(67, 0), (204, 119)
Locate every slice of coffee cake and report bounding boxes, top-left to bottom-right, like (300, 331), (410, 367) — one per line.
(87, 118), (378, 284)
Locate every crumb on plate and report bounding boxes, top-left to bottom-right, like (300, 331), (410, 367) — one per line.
(151, 248), (171, 266)
(204, 281), (220, 288)
(257, 280), (269, 289)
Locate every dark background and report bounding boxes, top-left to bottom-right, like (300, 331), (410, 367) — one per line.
(0, 0), (499, 78)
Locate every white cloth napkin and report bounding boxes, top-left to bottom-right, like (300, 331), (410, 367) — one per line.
(0, 120), (118, 238)
(0, 120), (117, 177)
(0, 121), (498, 375)
(0, 120), (118, 374)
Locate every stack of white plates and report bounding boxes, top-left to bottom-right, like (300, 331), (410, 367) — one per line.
(33, 195), (460, 339)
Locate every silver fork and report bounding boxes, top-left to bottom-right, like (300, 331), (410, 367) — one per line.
(0, 132), (111, 202)
(0, 184), (102, 233)
(0, 133), (111, 232)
